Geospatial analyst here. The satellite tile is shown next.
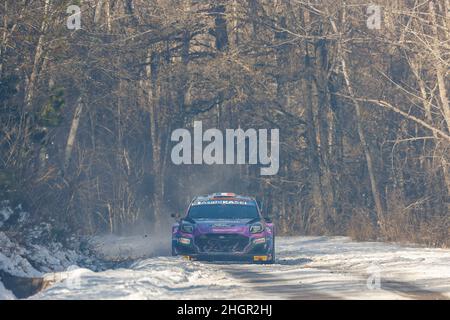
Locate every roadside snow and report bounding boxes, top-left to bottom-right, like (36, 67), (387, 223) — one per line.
(32, 257), (256, 300)
(0, 230), (90, 278)
(0, 201), (28, 229)
(0, 280), (15, 300)
(32, 236), (450, 300)
(279, 236), (450, 295)
(265, 236), (450, 299)
(0, 206), (13, 228)
(0, 232), (42, 277)
(0, 201), (88, 281)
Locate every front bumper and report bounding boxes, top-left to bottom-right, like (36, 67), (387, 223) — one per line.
(182, 253), (272, 262)
(172, 233), (273, 261)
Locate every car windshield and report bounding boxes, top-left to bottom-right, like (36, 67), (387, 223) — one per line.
(188, 204), (259, 220)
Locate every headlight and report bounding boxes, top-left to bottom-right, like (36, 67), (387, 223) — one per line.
(180, 223), (194, 233)
(178, 237), (191, 245)
(253, 237), (266, 245)
(250, 223), (264, 234)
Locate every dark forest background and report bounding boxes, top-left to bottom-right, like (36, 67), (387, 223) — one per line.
(0, 0), (449, 246)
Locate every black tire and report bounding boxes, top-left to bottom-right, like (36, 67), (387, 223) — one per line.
(171, 243), (177, 256)
(268, 238), (275, 264)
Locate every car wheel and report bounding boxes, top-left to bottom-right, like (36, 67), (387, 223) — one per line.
(268, 239), (275, 264)
(172, 243), (177, 256)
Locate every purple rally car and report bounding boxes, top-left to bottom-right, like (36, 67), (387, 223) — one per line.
(171, 193), (275, 263)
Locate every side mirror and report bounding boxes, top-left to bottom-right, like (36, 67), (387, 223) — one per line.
(171, 213), (180, 219)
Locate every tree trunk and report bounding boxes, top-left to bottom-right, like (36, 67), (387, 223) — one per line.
(429, 2), (450, 210)
(328, 6), (384, 229)
(24, 0), (50, 109)
(341, 57), (385, 229)
(64, 98), (83, 173)
(429, 1), (450, 132)
(412, 57), (450, 210)
(144, 48), (168, 230)
(94, 0), (104, 25)
(303, 50), (329, 232)
(314, 39), (337, 227)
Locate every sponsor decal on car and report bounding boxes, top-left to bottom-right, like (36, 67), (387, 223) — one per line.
(212, 223), (232, 228)
(193, 200), (251, 206)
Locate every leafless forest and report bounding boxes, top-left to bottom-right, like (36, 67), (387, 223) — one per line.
(0, 0), (449, 246)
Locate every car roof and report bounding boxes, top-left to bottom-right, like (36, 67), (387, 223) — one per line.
(192, 192), (256, 203)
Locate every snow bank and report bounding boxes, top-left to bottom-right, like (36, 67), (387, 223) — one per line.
(32, 257), (253, 300)
(0, 205), (13, 228)
(0, 232), (41, 277)
(33, 236), (450, 300)
(0, 230), (89, 278)
(0, 280), (15, 300)
(0, 201), (28, 229)
(0, 202), (178, 300)
(279, 236), (450, 290)
(271, 236), (450, 299)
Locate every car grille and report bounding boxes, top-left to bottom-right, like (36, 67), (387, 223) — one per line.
(195, 234), (249, 253)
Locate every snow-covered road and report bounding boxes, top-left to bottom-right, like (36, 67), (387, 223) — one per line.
(30, 237), (450, 300)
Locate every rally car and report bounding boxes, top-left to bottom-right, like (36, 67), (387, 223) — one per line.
(171, 193), (275, 263)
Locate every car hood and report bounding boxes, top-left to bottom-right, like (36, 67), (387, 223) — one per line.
(191, 218), (257, 234)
